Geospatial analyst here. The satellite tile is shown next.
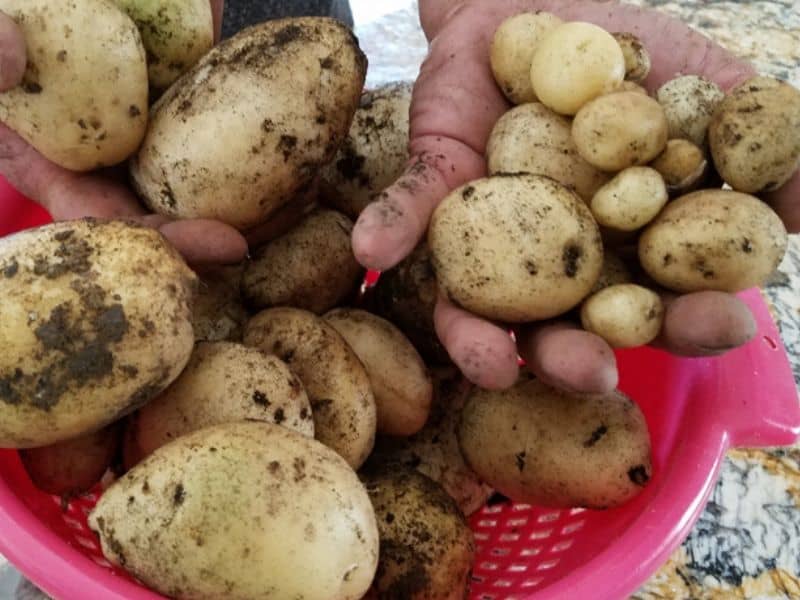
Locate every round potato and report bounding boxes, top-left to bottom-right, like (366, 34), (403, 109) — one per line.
(458, 376), (652, 509)
(0, 0), (148, 171)
(580, 284), (664, 348)
(573, 91), (669, 171)
(0, 220), (196, 448)
(709, 76), (800, 193)
(90, 422), (379, 600)
(591, 250), (633, 294)
(590, 167), (668, 232)
(130, 17), (367, 230)
(244, 307), (377, 469)
(428, 174), (603, 322)
(612, 32), (650, 83)
(639, 189), (788, 293)
(656, 75), (725, 146)
(650, 139), (708, 195)
(486, 102), (610, 201)
(192, 264), (249, 343)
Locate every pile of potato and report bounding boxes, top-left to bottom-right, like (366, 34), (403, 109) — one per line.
(0, 2), (797, 599)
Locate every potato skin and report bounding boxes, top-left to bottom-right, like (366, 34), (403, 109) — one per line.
(612, 32), (650, 83)
(590, 167), (668, 232)
(639, 189), (787, 293)
(90, 422), (379, 600)
(656, 75), (725, 147)
(130, 17), (367, 230)
(0, 220), (196, 448)
(650, 139), (708, 195)
(580, 284), (664, 348)
(0, 0), (148, 171)
(458, 376), (652, 509)
(192, 264), (249, 342)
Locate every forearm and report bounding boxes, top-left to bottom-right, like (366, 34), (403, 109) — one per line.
(418, 0), (466, 39)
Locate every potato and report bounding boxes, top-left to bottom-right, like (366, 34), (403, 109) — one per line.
(612, 32), (650, 83)
(192, 264), (249, 342)
(0, 220), (196, 448)
(111, 0), (213, 92)
(639, 189), (787, 293)
(0, 0), (148, 171)
(591, 250), (633, 294)
(323, 309), (432, 437)
(241, 209), (363, 313)
(90, 422), (379, 600)
(361, 468), (474, 600)
(580, 284), (664, 348)
(489, 12), (563, 105)
(244, 307), (376, 469)
(428, 174), (603, 322)
(709, 76), (800, 193)
(320, 83), (411, 220)
(458, 376), (652, 508)
(613, 80), (648, 95)
(130, 17), (367, 231)
(590, 167), (668, 232)
(486, 102), (610, 201)
(530, 21), (625, 115)
(573, 91), (669, 171)
(20, 422), (122, 498)
(650, 138), (708, 195)
(656, 75), (725, 146)
(124, 341), (313, 467)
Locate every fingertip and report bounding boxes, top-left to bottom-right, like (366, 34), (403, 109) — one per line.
(352, 198), (420, 271)
(158, 219), (248, 266)
(0, 12), (26, 92)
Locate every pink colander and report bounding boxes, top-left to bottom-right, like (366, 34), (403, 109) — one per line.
(1, 179), (799, 600)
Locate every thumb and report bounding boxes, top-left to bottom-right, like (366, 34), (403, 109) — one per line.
(0, 11), (25, 92)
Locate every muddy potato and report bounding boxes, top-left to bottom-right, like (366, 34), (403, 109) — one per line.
(0, 220), (196, 448)
(590, 250), (633, 294)
(612, 32), (650, 83)
(458, 376), (652, 508)
(130, 17), (367, 231)
(90, 422), (379, 600)
(192, 264), (249, 342)
(590, 167), (668, 232)
(639, 189), (787, 293)
(650, 139), (708, 195)
(242, 209), (362, 314)
(0, 0), (148, 171)
(709, 76), (800, 193)
(486, 102), (610, 201)
(580, 284), (664, 348)
(656, 75), (725, 146)
(428, 174), (603, 322)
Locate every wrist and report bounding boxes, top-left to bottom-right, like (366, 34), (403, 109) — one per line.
(418, 0), (467, 40)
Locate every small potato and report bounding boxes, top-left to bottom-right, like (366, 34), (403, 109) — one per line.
(192, 264), (249, 342)
(242, 209), (363, 314)
(573, 91), (669, 171)
(428, 174), (603, 322)
(591, 250), (633, 294)
(530, 21), (625, 115)
(490, 12), (563, 104)
(656, 75), (725, 146)
(612, 32), (651, 83)
(458, 376), (652, 509)
(90, 422), (379, 600)
(650, 139), (708, 195)
(709, 76), (800, 193)
(639, 189), (787, 293)
(244, 308), (377, 469)
(580, 284), (664, 348)
(486, 102), (610, 201)
(590, 167), (668, 232)
(361, 468), (474, 600)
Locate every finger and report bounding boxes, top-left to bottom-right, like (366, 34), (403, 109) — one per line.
(517, 322), (618, 394)
(0, 11), (26, 92)
(434, 295), (519, 390)
(763, 169), (800, 233)
(210, 0), (224, 42)
(158, 219), (248, 265)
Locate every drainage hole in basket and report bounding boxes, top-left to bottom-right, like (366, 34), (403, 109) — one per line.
(529, 529), (552, 540)
(492, 579), (513, 588)
(483, 505), (504, 515)
(536, 559), (560, 571)
(478, 519), (498, 528)
(511, 503), (532, 511)
(763, 335), (778, 350)
(490, 547), (511, 557)
(549, 539), (573, 553)
(91, 556), (113, 568)
(480, 561), (500, 571)
(568, 507), (586, 516)
(478, 594), (495, 600)
(472, 575), (486, 584)
(520, 547), (542, 557)
(507, 564), (528, 573)
(74, 535), (99, 550)
(499, 532), (520, 542)
(521, 577), (545, 588)
(506, 517), (528, 528)
(561, 520), (585, 535)
(537, 511), (560, 523)
(474, 532), (491, 542)
(62, 516), (84, 531)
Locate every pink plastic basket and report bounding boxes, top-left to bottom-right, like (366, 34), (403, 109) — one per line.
(1, 180), (799, 600)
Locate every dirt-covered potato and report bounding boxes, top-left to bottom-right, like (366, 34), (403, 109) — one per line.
(361, 468), (474, 600)
(489, 12), (563, 105)
(458, 376), (652, 508)
(320, 82), (411, 220)
(0, 220), (196, 448)
(241, 209), (362, 314)
(639, 189), (787, 293)
(20, 422), (122, 498)
(650, 139), (708, 195)
(709, 76), (800, 193)
(656, 75), (725, 146)
(590, 167), (668, 232)
(591, 250), (633, 294)
(130, 17), (367, 231)
(428, 174), (603, 322)
(124, 342), (313, 467)
(0, 0), (148, 171)
(90, 422), (379, 600)
(486, 102), (610, 201)
(573, 91), (669, 171)
(580, 284), (664, 348)
(244, 308), (376, 469)
(192, 264), (249, 342)
(612, 32), (650, 83)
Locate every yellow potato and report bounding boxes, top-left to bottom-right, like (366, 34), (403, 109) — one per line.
(656, 75), (725, 146)
(612, 32), (651, 83)
(650, 139), (708, 195)
(581, 284), (664, 348)
(590, 167), (668, 231)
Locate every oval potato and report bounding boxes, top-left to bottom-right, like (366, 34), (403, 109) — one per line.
(650, 138), (708, 195)
(581, 284), (664, 348)
(656, 75), (725, 146)
(590, 167), (668, 232)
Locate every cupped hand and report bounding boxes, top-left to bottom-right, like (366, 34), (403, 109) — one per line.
(352, 0), (799, 391)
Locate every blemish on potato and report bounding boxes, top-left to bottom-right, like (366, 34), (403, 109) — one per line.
(129, 105), (141, 118)
(3, 258), (19, 278)
(274, 407), (286, 424)
(562, 243), (583, 277)
(173, 483), (185, 506)
(515, 451), (526, 472)
(583, 425), (608, 448)
(252, 390), (270, 407)
(628, 465), (650, 486)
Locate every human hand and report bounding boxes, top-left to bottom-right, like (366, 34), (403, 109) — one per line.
(352, 0), (800, 391)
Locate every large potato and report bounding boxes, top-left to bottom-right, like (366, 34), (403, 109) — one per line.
(428, 174), (603, 322)
(244, 308), (376, 469)
(0, 220), (196, 448)
(655, 75), (725, 146)
(90, 422), (379, 600)
(639, 189), (787, 293)
(192, 264), (249, 342)
(130, 17), (367, 230)
(458, 376), (652, 509)
(0, 0), (148, 171)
